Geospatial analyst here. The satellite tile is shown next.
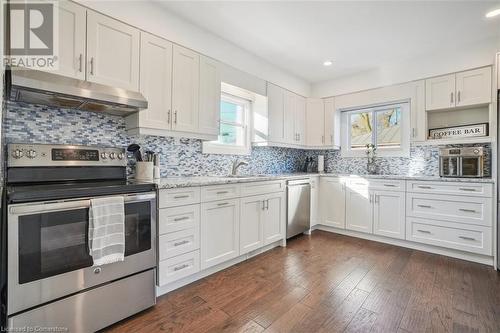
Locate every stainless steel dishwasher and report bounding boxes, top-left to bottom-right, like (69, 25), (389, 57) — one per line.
(287, 179), (311, 238)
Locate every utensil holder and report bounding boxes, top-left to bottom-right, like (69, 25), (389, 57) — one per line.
(136, 162), (154, 181)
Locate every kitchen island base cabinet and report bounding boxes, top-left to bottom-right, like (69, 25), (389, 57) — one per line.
(201, 199), (240, 270)
(373, 191), (406, 240)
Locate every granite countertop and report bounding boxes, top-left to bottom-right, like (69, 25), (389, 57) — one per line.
(156, 173), (494, 189)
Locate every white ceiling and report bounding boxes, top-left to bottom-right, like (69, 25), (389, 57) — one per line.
(156, 1), (500, 84)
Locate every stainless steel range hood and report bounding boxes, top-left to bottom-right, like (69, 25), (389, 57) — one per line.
(7, 68), (148, 116)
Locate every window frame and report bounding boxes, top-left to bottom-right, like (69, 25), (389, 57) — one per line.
(340, 100), (410, 158)
(203, 84), (253, 155)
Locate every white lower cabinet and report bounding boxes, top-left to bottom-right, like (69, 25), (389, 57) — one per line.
(201, 199), (240, 269)
(345, 186), (372, 233)
(319, 177), (346, 228)
(310, 177), (319, 227)
(372, 190), (405, 240)
(263, 193), (286, 245)
(158, 250), (200, 286)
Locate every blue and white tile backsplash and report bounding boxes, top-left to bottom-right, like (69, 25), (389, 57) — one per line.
(3, 101), (491, 178)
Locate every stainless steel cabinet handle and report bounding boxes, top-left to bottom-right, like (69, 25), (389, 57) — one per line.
(450, 92), (454, 104)
(262, 200), (265, 211)
(174, 240), (189, 247)
(417, 204), (432, 208)
(322, 135), (324, 144)
(216, 191), (229, 195)
(459, 188), (476, 192)
(457, 91), (461, 103)
(458, 236), (475, 241)
(266, 199), (269, 210)
(90, 57), (94, 75)
(174, 110), (178, 124)
(167, 110), (171, 124)
(173, 195), (189, 199)
(417, 185), (432, 189)
(459, 208), (477, 213)
(173, 264), (189, 271)
(417, 229), (431, 234)
(369, 194), (372, 204)
(173, 216), (190, 222)
(383, 184), (397, 187)
(217, 202), (229, 206)
(78, 54), (83, 72)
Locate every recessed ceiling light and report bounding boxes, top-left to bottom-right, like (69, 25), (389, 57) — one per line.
(486, 8), (500, 18)
(323, 60), (333, 67)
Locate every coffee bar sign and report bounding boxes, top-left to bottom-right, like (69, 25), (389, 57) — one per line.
(429, 123), (488, 140)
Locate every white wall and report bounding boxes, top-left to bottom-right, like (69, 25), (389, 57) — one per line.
(76, 0), (310, 97)
(312, 37), (500, 98)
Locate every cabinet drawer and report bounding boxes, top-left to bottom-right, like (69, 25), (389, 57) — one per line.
(158, 250), (200, 286)
(159, 228), (199, 260)
(406, 217), (492, 255)
(159, 187), (201, 208)
(406, 181), (492, 197)
(159, 204), (200, 234)
(368, 179), (405, 192)
(406, 193), (492, 227)
(201, 184), (240, 202)
(240, 180), (286, 197)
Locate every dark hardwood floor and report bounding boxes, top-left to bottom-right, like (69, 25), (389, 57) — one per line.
(104, 231), (500, 333)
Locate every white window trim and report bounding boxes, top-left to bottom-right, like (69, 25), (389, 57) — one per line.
(203, 83), (253, 155)
(340, 100), (410, 158)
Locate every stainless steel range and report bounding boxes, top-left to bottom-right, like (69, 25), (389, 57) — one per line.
(3, 144), (157, 332)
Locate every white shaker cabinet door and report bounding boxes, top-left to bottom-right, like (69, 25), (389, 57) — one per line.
(455, 67), (492, 108)
(373, 190), (405, 240)
(263, 192), (286, 245)
(86, 11), (140, 91)
(53, 1), (86, 79)
(137, 32), (173, 130)
(201, 199), (239, 269)
(425, 74), (456, 110)
(319, 177), (346, 229)
(346, 187), (372, 233)
(198, 56), (221, 136)
(267, 83), (286, 143)
(306, 98), (325, 146)
(239, 195), (264, 254)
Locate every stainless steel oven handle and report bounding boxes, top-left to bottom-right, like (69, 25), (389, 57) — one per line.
(9, 192), (156, 215)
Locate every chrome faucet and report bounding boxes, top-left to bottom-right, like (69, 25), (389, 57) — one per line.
(231, 159), (248, 176)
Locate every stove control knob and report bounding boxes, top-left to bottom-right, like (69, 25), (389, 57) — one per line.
(12, 149), (23, 159)
(100, 152), (108, 160)
(27, 150), (37, 159)
(117, 153), (124, 160)
(109, 152), (116, 160)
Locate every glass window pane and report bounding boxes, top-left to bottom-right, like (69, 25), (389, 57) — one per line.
(220, 100), (244, 124)
(376, 107), (401, 148)
(219, 123), (245, 146)
(350, 112), (372, 148)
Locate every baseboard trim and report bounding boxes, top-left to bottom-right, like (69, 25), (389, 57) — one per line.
(313, 224), (494, 266)
(156, 240), (284, 297)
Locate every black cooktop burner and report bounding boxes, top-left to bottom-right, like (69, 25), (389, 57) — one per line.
(6, 180), (157, 203)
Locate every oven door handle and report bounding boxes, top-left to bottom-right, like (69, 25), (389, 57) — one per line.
(9, 192), (156, 215)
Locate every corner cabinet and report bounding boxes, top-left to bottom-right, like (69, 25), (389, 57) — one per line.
(200, 199), (240, 270)
(86, 11), (140, 91)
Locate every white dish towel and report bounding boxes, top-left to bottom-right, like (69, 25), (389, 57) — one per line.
(88, 196), (125, 266)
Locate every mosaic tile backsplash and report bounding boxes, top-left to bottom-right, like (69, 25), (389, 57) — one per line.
(3, 101), (491, 178)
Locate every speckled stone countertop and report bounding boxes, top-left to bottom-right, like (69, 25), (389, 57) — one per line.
(156, 173), (494, 189)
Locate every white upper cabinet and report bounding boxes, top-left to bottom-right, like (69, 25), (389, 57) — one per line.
(54, 1), (86, 79)
(306, 98), (324, 146)
(86, 11), (140, 91)
(425, 74), (456, 110)
(172, 45), (200, 133)
(455, 67), (491, 108)
(283, 90), (297, 144)
(425, 67), (492, 111)
(267, 83), (287, 143)
(295, 95), (307, 145)
(372, 190), (405, 240)
(323, 97), (336, 147)
(198, 56), (221, 137)
(136, 32), (173, 131)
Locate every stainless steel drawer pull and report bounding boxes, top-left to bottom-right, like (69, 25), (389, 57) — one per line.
(459, 236), (476, 241)
(173, 216), (190, 222)
(174, 240), (190, 247)
(459, 188), (476, 192)
(217, 202), (229, 206)
(417, 229), (431, 234)
(383, 184), (397, 187)
(216, 191), (229, 194)
(417, 185), (432, 189)
(173, 263), (189, 271)
(459, 208), (477, 213)
(173, 195), (189, 199)
(417, 204), (432, 208)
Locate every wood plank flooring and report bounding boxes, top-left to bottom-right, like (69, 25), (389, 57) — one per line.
(103, 231), (500, 333)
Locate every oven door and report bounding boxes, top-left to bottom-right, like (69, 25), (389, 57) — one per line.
(461, 156), (483, 177)
(7, 192), (156, 315)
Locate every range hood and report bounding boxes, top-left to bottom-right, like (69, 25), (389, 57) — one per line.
(7, 68), (148, 116)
